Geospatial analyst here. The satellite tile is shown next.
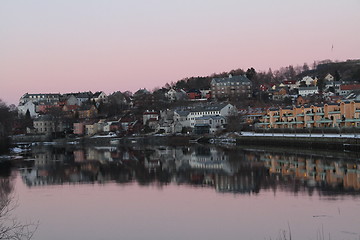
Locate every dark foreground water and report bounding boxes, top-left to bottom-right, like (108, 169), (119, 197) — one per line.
(2, 144), (360, 240)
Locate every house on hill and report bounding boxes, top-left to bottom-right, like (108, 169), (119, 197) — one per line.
(78, 105), (98, 119)
(188, 103), (236, 127)
(298, 86), (318, 96)
(338, 84), (360, 96)
(210, 74), (252, 99)
(165, 89), (187, 102)
(91, 91), (108, 103)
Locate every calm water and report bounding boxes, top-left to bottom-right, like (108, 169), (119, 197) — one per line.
(2, 144), (360, 240)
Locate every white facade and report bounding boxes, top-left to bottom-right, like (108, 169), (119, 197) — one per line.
(195, 116), (226, 133)
(91, 91), (108, 103)
(299, 76), (317, 87)
(324, 73), (334, 82)
(18, 101), (38, 118)
(66, 95), (81, 106)
(298, 86), (318, 96)
(188, 103), (236, 127)
(173, 110), (190, 128)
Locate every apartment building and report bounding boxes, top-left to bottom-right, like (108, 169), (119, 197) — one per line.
(257, 100), (360, 129)
(211, 74), (252, 99)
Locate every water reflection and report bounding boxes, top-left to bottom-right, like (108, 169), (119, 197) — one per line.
(18, 144), (360, 196)
(0, 162), (37, 239)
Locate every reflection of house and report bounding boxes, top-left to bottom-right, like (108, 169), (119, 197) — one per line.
(215, 174), (255, 193)
(261, 152), (360, 190)
(188, 147), (234, 174)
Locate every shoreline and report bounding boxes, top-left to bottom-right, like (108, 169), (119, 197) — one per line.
(9, 132), (360, 151)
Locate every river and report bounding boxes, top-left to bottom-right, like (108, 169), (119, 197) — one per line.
(1, 143), (360, 240)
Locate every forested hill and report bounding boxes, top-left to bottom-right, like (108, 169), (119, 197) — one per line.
(167, 59), (360, 91)
(298, 59), (360, 81)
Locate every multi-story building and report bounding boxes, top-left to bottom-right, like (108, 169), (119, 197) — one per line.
(19, 93), (61, 105)
(211, 74), (252, 99)
(33, 115), (65, 135)
(187, 103), (236, 127)
(257, 100), (360, 129)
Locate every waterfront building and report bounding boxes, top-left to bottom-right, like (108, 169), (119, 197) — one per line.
(257, 100), (360, 129)
(188, 103), (236, 127)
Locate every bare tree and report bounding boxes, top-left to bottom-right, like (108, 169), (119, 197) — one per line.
(0, 176), (37, 240)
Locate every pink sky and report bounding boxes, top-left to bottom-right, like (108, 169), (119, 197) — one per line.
(1, 0), (360, 105)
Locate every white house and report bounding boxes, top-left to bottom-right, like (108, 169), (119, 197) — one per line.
(298, 86), (318, 96)
(18, 101), (38, 118)
(165, 89), (187, 102)
(19, 93), (60, 105)
(299, 76), (317, 87)
(324, 73), (334, 82)
(65, 95), (81, 106)
(91, 91), (108, 103)
(173, 110), (190, 128)
(195, 115), (227, 133)
(187, 103), (236, 127)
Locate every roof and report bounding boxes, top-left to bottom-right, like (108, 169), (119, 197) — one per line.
(92, 91), (105, 98)
(79, 104), (96, 111)
(196, 115), (225, 120)
(190, 103), (230, 113)
(186, 89), (201, 94)
(298, 86), (318, 91)
(194, 124), (210, 127)
(34, 115), (55, 121)
(340, 84), (360, 90)
(22, 93), (61, 98)
(174, 110), (190, 117)
(211, 75), (251, 85)
(75, 92), (93, 98)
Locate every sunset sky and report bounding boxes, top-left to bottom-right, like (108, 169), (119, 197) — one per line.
(1, 0), (359, 105)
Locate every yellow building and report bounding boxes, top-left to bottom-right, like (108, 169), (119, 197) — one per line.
(257, 100), (360, 129)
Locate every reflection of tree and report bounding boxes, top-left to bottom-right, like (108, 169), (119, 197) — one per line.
(0, 168), (37, 240)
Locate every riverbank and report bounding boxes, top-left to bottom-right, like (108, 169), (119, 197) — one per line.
(9, 132), (360, 151)
(235, 132), (360, 151)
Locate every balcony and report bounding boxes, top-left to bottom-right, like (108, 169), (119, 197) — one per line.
(317, 119), (333, 123)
